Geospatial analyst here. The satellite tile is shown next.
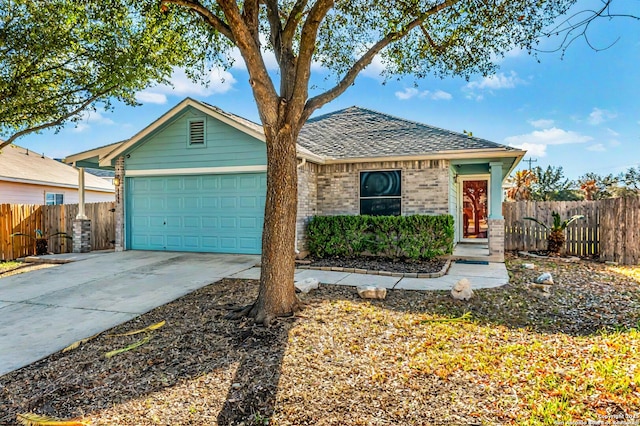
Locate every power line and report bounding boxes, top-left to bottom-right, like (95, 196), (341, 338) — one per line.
(523, 157), (538, 170)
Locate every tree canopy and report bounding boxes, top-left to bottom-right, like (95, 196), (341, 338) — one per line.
(0, 0), (192, 148)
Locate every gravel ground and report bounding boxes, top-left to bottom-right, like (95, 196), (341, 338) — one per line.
(1, 253), (639, 425)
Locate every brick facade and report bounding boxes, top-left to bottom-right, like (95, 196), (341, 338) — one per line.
(315, 160), (450, 216)
(296, 161), (318, 254)
(487, 218), (505, 261)
(72, 219), (91, 253)
(296, 159), (452, 255)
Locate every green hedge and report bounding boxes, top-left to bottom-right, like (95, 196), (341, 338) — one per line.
(307, 214), (454, 260)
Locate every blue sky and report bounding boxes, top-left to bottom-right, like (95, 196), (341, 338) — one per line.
(16, 2), (640, 181)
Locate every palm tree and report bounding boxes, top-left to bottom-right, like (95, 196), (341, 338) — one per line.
(506, 170), (537, 201)
(524, 212), (584, 254)
(580, 179), (598, 200)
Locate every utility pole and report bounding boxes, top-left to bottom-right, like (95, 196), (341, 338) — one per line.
(524, 157), (537, 170)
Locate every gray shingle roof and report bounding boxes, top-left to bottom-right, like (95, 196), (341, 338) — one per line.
(298, 106), (517, 159)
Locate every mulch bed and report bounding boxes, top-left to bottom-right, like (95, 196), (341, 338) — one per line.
(1, 254), (640, 425)
(307, 256), (447, 273)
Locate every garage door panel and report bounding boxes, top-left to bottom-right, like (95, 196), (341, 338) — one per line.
(128, 173), (265, 254)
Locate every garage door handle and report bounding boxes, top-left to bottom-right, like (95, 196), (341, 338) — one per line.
(164, 221), (166, 225)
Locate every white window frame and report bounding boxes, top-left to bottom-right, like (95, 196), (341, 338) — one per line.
(45, 192), (64, 205)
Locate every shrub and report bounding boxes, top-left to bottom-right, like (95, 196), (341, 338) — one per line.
(307, 214), (454, 260)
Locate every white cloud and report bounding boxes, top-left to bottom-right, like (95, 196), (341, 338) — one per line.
(425, 90), (453, 100)
(360, 54), (386, 80)
(607, 128), (620, 137)
(395, 88), (419, 100)
(587, 107), (616, 125)
(529, 118), (554, 129)
(466, 71), (524, 91)
(394, 88), (452, 101)
(609, 139), (621, 147)
(135, 91), (168, 105)
(510, 142), (548, 157)
(72, 110), (114, 133)
(135, 67), (237, 104)
(504, 127), (593, 157)
(587, 143), (606, 152)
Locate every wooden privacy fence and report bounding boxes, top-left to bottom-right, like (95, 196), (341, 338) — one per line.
(504, 197), (640, 265)
(0, 202), (115, 261)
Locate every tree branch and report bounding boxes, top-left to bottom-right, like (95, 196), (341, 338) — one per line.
(241, 0), (260, 46)
(304, 0), (460, 122)
(290, 0), (334, 113)
(161, 0), (235, 42)
(0, 89), (114, 150)
(216, 0), (279, 124)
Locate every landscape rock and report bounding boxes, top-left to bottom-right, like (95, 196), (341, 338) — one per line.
(530, 283), (552, 293)
(535, 272), (554, 285)
(357, 286), (387, 300)
(451, 278), (474, 301)
(605, 261), (619, 266)
(295, 277), (320, 293)
(522, 263), (536, 269)
(560, 257), (581, 263)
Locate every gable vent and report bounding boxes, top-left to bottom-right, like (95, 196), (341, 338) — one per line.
(189, 120), (205, 145)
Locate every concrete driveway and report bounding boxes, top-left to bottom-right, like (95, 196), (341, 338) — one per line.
(0, 251), (259, 377)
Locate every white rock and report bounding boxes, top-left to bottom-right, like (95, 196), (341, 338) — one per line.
(522, 263), (536, 269)
(535, 272), (554, 285)
(357, 286), (387, 300)
(451, 278), (474, 301)
(295, 277), (320, 293)
(560, 256), (581, 263)
(530, 283), (552, 293)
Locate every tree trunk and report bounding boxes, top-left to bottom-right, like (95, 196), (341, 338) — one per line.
(232, 121), (302, 325)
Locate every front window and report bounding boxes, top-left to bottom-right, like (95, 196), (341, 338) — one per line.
(45, 193), (64, 205)
(359, 170), (401, 216)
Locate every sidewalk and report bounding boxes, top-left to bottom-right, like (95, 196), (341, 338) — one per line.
(230, 261), (509, 290)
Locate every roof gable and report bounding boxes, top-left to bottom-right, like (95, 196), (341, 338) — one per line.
(298, 106), (521, 160)
(98, 98), (266, 167)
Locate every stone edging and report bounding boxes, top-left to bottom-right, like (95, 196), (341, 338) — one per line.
(296, 257), (452, 279)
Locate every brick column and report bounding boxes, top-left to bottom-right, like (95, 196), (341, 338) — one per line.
(488, 218), (505, 261)
(73, 219), (91, 253)
(114, 156), (125, 252)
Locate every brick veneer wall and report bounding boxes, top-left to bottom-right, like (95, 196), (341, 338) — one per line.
(296, 161), (318, 253)
(315, 160), (450, 216)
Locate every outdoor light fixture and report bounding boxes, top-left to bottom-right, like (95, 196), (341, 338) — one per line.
(113, 176), (121, 187)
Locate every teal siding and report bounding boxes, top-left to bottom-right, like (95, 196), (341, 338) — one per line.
(126, 174), (266, 254)
(125, 107), (266, 170)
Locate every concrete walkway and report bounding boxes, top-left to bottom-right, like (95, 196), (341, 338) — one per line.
(0, 251), (259, 377)
(230, 261), (510, 290)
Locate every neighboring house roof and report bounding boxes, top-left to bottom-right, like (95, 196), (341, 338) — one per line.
(85, 168), (115, 178)
(0, 144), (114, 192)
(298, 106), (521, 161)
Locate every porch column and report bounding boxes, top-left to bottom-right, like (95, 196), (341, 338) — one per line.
(488, 162), (503, 219)
(114, 156), (125, 252)
(73, 166), (91, 253)
(488, 162), (505, 261)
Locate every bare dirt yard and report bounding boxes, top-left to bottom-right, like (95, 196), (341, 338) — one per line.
(1, 254), (640, 425)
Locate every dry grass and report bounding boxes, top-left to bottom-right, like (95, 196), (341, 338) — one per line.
(1, 255), (640, 425)
(0, 261), (57, 278)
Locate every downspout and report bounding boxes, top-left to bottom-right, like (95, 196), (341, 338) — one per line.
(294, 158), (307, 255)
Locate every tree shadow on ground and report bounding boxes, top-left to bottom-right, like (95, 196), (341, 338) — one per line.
(0, 278), (294, 425)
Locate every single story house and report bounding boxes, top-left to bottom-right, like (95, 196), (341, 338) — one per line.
(65, 98), (524, 259)
(0, 143), (115, 205)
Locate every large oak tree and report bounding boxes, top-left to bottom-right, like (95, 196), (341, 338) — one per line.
(145, 0), (583, 325)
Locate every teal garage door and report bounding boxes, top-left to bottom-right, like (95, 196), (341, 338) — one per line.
(127, 173), (266, 254)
